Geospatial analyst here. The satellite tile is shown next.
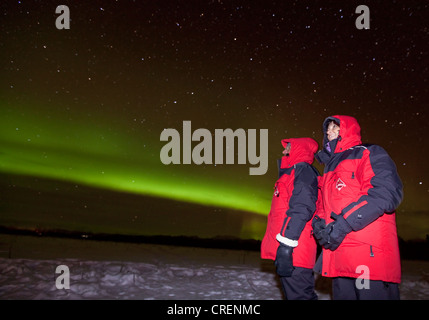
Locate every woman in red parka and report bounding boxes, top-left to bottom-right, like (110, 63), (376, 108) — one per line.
(261, 137), (319, 300)
(312, 115), (403, 300)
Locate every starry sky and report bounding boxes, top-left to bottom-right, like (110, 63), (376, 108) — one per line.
(0, 0), (428, 240)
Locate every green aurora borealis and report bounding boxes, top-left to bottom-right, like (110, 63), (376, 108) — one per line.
(0, 104), (270, 215)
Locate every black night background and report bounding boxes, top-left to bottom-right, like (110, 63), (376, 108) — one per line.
(0, 0), (428, 255)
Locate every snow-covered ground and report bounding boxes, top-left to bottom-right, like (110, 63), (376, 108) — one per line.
(0, 234), (428, 300)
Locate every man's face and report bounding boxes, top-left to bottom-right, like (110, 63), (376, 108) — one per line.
(282, 143), (291, 156)
(327, 121), (340, 141)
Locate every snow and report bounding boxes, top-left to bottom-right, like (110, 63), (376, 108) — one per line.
(0, 234), (428, 300)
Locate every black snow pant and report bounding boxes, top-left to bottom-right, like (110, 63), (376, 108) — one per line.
(279, 267), (318, 300)
(332, 277), (400, 300)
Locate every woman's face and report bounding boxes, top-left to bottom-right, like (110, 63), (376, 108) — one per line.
(327, 121), (340, 141)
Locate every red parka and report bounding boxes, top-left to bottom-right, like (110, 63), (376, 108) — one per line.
(261, 138), (319, 269)
(315, 115), (403, 283)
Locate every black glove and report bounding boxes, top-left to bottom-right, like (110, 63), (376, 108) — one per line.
(274, 243), (294, 277)
(313, 214), (352, 251)
(312, 215), (326, 236)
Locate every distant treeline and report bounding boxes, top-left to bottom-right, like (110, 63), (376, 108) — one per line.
(0, 226), (427, 261)
(398, 236), (429, 261)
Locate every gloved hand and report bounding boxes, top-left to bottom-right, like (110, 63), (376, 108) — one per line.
(274, 243), (294, 277)
(313, 214), (352, 251)
(312, 215), (329, 247)
(312, 215), (326, 235)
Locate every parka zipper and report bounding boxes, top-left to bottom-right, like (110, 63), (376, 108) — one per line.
(370, 245), (374, 257)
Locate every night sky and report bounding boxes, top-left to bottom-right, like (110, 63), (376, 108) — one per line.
(0, 1), (428, 240)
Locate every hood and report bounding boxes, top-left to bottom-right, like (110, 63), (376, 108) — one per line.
(323, 115), (362, 152)
(316, 115), (362, 164)
(280, 137), (318, 169)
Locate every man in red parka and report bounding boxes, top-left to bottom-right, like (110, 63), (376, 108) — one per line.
(312, 115), (403, 300)
(261, 137), (319, 300)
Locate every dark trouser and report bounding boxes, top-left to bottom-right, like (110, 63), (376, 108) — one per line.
(332, 277), (400, 300)
(279, 267), (318, 300)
